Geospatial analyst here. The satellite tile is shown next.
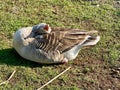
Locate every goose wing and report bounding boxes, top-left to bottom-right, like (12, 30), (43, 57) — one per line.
(31, 28), (97, 54)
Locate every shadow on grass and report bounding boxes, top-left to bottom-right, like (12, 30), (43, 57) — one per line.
(0, 48), (62, 68)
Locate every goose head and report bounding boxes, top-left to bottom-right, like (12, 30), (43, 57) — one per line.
(32, 23), (51, 35)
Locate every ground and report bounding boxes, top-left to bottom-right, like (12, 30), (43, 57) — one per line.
(0, 0), (120, 90)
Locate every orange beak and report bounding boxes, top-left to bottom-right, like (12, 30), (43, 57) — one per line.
(44, 24), (49, 31)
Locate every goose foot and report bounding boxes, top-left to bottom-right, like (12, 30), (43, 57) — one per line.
(62, 58), (68, 64)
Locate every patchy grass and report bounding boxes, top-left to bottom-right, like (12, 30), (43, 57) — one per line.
(0, 0), (120, 90)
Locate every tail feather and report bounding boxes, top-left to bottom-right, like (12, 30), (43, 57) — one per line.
(82, 36), (100, 46)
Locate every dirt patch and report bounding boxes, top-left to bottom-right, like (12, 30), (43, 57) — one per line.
(63, 55), (120, 90)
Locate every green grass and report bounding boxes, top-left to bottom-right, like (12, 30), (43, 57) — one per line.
(0, 0), (120, 89)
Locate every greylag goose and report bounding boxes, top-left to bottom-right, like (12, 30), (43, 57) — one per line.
(13, 23), (100, 64)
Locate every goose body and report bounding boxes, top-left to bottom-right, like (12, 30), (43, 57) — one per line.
(13, 23), (100, 64)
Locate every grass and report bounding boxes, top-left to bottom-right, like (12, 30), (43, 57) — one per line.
(0, 0), (120, 89)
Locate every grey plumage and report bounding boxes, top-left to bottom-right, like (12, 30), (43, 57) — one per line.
(13, 24), (100, 64)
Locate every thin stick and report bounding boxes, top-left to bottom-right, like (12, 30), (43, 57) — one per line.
(7, 70), (16, 81)
(37, 66), (71, 90)
(0, 81), (8, 86)
(0, 70), (16, 86)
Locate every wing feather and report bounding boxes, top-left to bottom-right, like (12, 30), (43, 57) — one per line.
(31, 26), (99, 55)
(31, 29), (89, 54)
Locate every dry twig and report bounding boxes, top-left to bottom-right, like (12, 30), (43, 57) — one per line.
(37, 66), (71, 90)
(0, 70), (16, 86)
